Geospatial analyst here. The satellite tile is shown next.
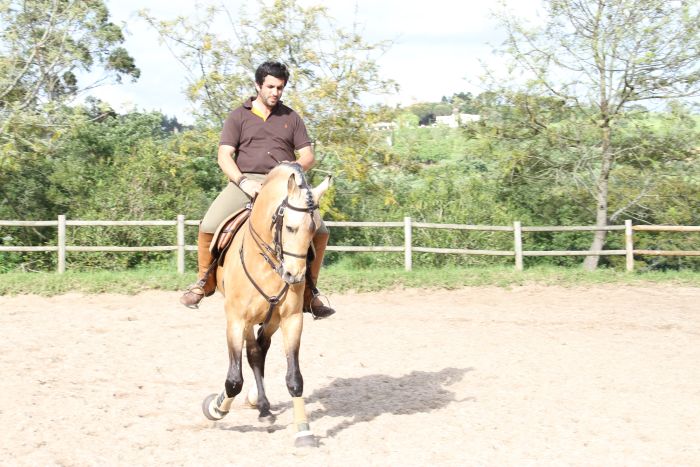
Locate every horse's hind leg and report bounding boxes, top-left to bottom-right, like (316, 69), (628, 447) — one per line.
(280, 313), (316, 448)
(202, 317), (246, 421)
(245, 321), (278, 420)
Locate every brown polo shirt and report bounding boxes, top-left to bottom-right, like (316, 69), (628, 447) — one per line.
(219, 97), (312, 174)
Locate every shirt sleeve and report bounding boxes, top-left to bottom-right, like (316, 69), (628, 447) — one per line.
(219, 110), (241, 148)
(292, 113), (312, 150)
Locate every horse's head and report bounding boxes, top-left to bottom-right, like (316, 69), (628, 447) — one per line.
(254, 163), (331, 284)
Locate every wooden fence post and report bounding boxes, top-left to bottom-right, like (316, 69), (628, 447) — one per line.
(625, 219), (634, 272)
(177, 214), (185, 274)
(513, 221), (523, 271)
(58, 214), (66, 274)
(404, 216), (412, 272)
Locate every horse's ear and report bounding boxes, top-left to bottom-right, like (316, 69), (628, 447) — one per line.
(311, 175), (332, 203)
(287, 173), (300, 197)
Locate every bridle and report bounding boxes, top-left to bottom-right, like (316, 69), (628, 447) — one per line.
(248, 197), (318, 276)
(239, 194), (319, 326)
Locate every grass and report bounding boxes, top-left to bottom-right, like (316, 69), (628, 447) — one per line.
(0, 264), (698, 296)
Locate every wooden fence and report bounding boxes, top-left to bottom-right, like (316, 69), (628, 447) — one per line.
(1, 216), (698, 273)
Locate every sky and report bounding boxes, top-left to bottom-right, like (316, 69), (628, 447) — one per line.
(89, 0), (543, 124)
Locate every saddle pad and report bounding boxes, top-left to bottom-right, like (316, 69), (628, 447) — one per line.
(210, 207), (250, 266)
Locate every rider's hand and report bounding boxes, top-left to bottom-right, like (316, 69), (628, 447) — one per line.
(238, 178), (262, 198)
(283, 161), (303, 171)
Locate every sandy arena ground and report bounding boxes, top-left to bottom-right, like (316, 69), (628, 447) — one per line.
(1, 285), (699, 466)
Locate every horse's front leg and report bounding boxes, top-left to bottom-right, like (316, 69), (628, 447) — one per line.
(202, 317), (246, 421)
(280, 312), (316, 447)
(245, 320), (278, 421)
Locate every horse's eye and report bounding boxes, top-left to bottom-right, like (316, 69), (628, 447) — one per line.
(286, 226), (297, 233)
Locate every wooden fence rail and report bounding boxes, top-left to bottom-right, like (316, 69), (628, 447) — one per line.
(1, 216), (698, 273)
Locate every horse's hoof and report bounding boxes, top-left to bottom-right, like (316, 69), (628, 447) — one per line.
(294, 433), (317, 448)
(202, 393), (228, 421)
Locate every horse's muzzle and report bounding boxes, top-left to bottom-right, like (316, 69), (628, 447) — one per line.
(280, 267), (306, 285)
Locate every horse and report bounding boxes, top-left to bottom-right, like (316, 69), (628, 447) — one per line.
(201, 162), (331, 448)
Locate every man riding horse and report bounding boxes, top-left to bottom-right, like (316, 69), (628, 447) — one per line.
(180, 61), (335, 319)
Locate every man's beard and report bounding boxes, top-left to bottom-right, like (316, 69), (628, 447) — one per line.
(263, 95), (278, 107)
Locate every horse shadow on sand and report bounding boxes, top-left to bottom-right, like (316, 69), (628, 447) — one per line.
(216, 367), (473, 437)
(305, 367), (474, 439)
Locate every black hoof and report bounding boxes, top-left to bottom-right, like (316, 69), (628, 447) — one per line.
(202, 393), (228, 421)
(294, 434), (317, 448)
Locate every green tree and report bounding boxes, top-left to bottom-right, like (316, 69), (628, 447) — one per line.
(442, 92), (478, 114)
(465, 91), (699, 268)
(495, 0), (700, 269)
(0, 0), (139, 137)
(0, 0), (140, 225)
(140, 0), (397, 198)
(0, 109), (211, 271)
(404, 101), (453, 125)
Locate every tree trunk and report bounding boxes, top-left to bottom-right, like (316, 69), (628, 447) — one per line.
(583, 124), (613, 271)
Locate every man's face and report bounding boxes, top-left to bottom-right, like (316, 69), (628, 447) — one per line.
(255, 75), (286, 108)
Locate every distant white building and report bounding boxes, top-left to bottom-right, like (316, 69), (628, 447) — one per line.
(435, 113), (480, 128)
(371, 122), (398, 131)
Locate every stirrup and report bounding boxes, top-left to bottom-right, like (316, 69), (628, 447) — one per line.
(304, 293), (335, 320)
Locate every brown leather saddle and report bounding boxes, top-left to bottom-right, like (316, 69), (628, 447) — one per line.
(210, 207), (251, 267)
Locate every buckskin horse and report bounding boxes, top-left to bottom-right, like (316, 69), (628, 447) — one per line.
(201, 162), (330, 448)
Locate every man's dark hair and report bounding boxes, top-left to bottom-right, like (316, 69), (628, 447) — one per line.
(255, 61), (290, 86)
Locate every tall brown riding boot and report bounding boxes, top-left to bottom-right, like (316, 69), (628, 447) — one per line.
(180, 230), (217, 309)
(303, 231), (336, 319)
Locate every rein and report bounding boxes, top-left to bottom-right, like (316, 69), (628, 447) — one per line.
(239, 195), (319, 326)
(239, 242), (288, 326)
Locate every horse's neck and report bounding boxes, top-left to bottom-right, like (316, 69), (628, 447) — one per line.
(249, 191), (283, 241)
(249, 208), (272, 240)
(249, 167), (298, 237)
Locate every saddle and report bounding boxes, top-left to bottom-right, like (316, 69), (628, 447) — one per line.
(210, 207), (251, 267)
